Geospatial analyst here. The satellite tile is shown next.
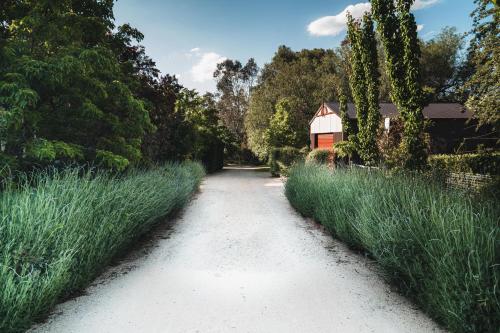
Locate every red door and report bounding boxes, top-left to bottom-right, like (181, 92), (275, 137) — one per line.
(317, 134), (334, 149)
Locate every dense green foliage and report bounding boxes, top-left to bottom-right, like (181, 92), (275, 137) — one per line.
(429, 152), (500, 175)
(265, 98), (304, 149)
(371, 0), (427, 168)
(0, 1), (228, 174)
(306, 149), (333, 165)
(336, 86), (353, 137)
(245, 47), (339, 160)
(0, 1), (151, 170)
(0, 162), (204, 333)
(285, 164), (499, 333)
(346, 13), (381, 165)
(214, 58), (258, 148)
(333, 140), (357, 163)
(420, 27), (465, 102)
(244, 25), (475, 168)
(174, 90), (229, 172)
(464, 0), (499, 135)
(268, 146), (305, 176)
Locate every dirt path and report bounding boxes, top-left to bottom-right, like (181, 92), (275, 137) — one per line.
(31, 167), (444, 333)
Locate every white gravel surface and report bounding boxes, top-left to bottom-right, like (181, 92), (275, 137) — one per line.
(30, 167), (444, 333)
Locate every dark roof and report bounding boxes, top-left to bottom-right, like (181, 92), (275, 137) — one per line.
(322, 102), (472, 119)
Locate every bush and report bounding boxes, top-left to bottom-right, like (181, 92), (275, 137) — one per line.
(285, 164), (499, 333)
(268, 146), (304, 177)
(0, 162), (204, 333)
(429, 152), (500, 175)
(306, 149), (334, 165)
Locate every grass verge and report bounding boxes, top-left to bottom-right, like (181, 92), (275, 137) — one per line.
(0, 161), (204, 333)
(285, 163), (499, 333)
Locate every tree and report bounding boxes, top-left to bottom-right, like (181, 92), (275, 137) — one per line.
(371, 0), (427, 169)
(0, 0), (154, 171)
(337, 85), (353, 138)
(175, 90), (230, 172)
(464, 0), (499, 135)
(420, 27), (464, 102)
(214, 58), (258, 144)
(140, 75), (191, 163)
(346, 12), (381, 165)
(0, 0), (231, 175)
(245, 46), (340, 160)
(347, 13), (369, 138)
(265, 98), (301, 148)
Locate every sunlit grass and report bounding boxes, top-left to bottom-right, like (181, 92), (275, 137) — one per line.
(0, 162), (204, 333)
(285, 164), (499, 333)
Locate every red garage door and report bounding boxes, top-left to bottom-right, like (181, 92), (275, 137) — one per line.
(317, 134), (334, 149)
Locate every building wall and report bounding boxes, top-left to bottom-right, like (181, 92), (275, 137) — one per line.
(310, 113), (343, 134)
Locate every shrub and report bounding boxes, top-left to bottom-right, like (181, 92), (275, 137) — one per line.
(95, 149), (130, 171)
(269, 146), (304, 176)
(285, 164), (499, 333)
(429, 152), (500, 175)
(306, 149), (333, 165)
(0, 162), (204, 333)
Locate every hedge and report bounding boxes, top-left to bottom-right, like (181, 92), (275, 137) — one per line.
(306, 149), (334, 165)
(268, 146), (304, 176)
(428, 152), (500, 175)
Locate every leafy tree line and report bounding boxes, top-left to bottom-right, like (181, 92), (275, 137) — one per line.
(243, 29), (473, 162)
(345, 0), (498, 168)
(245, 47), (340, 160)
(0, 0), (229, 175)
(243, 0), (497, 166)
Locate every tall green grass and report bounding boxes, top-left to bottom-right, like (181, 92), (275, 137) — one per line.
(285, 164), (499, 333)
(0, 162), (204, 333)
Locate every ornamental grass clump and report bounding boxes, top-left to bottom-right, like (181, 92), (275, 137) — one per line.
(285, 163), (499, 333)
(0, 162), (204, 333)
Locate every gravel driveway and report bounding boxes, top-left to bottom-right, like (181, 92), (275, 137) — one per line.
(31, 167), (444, 333)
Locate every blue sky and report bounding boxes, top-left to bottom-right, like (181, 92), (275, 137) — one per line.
(114, 0), (476, 93)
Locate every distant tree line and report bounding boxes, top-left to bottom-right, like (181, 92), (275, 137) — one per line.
(0, 0), (231, 175)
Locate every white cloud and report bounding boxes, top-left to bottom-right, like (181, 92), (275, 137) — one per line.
(307, 2), (371, 36)
(190, 47), (201, 53)
(412, 0), (439, 10)
(307, 1), (438, 37)
(417, 24), (424, 32)
(190, 52), (226, 83)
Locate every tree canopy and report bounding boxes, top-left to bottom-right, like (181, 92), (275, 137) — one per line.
(245, 46), (339, 160)
(0, 0), (230, 174)
(464, 0), (499, 135)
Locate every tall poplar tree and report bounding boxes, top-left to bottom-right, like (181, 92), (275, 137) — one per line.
(346, 13), (380, 165)
(346, 14), (368, 150)
(371, 0), (427, 168)
(359, 13), (381, 164)
(337, 85), (352, 139)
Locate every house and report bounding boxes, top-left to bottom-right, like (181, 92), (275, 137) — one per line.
(309, 102), (481, 153)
